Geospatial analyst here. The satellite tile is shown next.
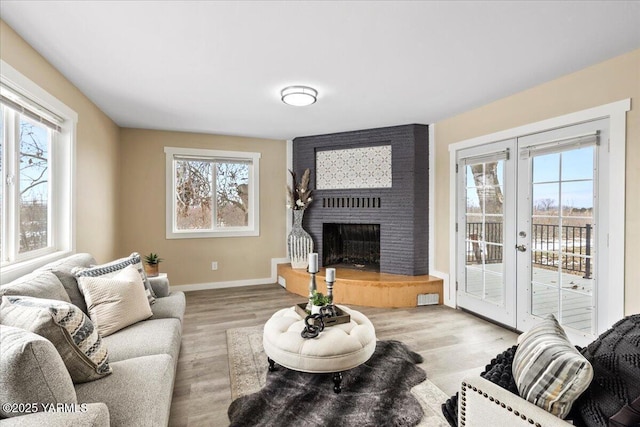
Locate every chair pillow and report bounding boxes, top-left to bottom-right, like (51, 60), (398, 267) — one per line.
(609, 395), (640, 427)
(512, 314), (593, 418)
(74, 252), (156, 304)
(0, 325), (77, 417)
(0, 296), (112, 383)
(572, 314), (640, 427)
(78, 265), (153, 337)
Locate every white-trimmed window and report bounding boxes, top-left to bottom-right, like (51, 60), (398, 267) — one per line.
(0, 60), (76, 275)
(165, 147), (260, 238)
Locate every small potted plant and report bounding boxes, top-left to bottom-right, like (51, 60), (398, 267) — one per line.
(311, 290), (330, 315)
(143, 253), (164, 277)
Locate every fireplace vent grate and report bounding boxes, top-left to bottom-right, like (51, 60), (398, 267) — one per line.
(322, 197), (381, 209)
(417, 294), (440, 306)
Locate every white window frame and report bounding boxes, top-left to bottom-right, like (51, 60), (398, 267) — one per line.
(165, 146), (260, 239)
(0, 60), (77, 282)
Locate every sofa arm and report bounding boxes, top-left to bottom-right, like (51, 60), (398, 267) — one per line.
(0, 403), (109, 427)
(148, 275), (170, 297)
(459, 376), (573, 427)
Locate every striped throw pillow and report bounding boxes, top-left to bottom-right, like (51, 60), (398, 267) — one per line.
(74, 252), (156, 304)
(0, 296), (112, 383)
(512, 314), (593, 418)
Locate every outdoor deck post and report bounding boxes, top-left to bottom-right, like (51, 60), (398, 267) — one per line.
(583, 224), (592, 279)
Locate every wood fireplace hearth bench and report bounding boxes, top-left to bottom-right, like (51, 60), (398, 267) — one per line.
(277, 264), (444, 308)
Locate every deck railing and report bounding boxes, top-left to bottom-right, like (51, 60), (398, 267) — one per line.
(466, 222), (592, 278)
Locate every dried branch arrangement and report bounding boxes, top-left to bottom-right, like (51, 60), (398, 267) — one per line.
(286, 168), (313, 210)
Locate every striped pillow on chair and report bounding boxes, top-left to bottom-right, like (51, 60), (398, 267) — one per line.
(512, 314), (593, 419)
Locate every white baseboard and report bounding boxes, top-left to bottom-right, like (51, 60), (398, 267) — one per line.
(271, 257), (289, 282)
(172, 257), (289, 292)
(172, 277), (274, 292)
(430, 270), (454, 308)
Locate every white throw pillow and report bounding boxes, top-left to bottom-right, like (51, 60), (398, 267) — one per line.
(73, 252), (156, 305)
(78, 265), (153, 337)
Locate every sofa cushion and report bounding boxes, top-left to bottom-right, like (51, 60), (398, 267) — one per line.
(0, 296), (112, 383)
(148, 275), (170, 298)
(0, 270), (70, 303)
(151, 292), (186, 323)
(75, 354), (174, 427)
(74, 252), (156, 304)
(513, 314), (593, 419)
(102, 318), (182, 364)
(0, 325), (77, 418)
(36, 253), (97, 272)
(78, 265), (153, 337)
(50, 270), (88, 314)
(572, 314), (640, 427)
(36, 253), (97, 313)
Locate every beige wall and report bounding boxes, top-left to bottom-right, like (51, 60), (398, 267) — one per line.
(118, 129), (287, 286)
(434, 49), (640, 315)
(0, 20), (120, 262)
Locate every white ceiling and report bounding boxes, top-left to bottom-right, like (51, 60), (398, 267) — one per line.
(1, 1), (639, 141)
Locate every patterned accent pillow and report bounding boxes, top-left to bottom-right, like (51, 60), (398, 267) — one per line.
(513, 314), (593, 418)
(78, 265), (153, 337)
(0, 296), (112, 383)
(74, 252), (156, 305)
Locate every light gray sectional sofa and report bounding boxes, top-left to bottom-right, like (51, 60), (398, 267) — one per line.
(0, 253), (186, 426)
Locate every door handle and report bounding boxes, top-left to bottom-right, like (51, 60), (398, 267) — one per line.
(516, 244), (527, 252)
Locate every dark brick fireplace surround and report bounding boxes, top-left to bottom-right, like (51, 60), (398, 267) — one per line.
(293, 124), (429, 276)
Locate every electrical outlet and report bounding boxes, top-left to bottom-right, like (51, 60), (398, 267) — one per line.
(211, 261), (218, 270)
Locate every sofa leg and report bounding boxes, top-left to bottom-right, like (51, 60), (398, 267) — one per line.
(267, 357), (276, 372)
(333, 372), (342, 393)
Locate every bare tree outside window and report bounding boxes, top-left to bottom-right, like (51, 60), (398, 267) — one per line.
(175, 159), (249, 230)
(175, 160), (212, 230)
(467, 162), (504, 264)
(216, 162), (248, 227)
(19, 118), (49, 253)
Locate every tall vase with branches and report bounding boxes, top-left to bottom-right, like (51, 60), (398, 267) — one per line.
(287, 169), (314, 269)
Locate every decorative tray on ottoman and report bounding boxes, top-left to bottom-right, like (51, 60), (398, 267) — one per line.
(294, 303), (351, 327)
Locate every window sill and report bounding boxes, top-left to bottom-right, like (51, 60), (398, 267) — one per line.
(166, 229), (260, 239)
(0, 250), (73, 284)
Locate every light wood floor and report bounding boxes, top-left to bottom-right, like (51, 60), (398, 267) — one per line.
(168, 284), (518, 427)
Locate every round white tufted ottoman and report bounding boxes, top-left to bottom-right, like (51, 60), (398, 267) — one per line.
(262, 305), (376, 393)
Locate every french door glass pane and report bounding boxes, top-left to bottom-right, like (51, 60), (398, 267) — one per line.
(19, 117), (49, 254)
(530, 146), (595, 333)
(464, 160), (505, 306)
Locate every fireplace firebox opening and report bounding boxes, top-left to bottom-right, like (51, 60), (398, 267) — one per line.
(323, 223), (381, 271)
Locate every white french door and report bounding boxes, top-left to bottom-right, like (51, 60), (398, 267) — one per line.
(456, 119), (610, 345)
(456, 139), (517, 327)
(515, 119), (608, 344)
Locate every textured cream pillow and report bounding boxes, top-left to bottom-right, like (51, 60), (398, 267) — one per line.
(78, 265), (153, 337)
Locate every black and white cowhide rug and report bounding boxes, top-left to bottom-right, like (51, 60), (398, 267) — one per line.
(227, 340), (427, 427)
